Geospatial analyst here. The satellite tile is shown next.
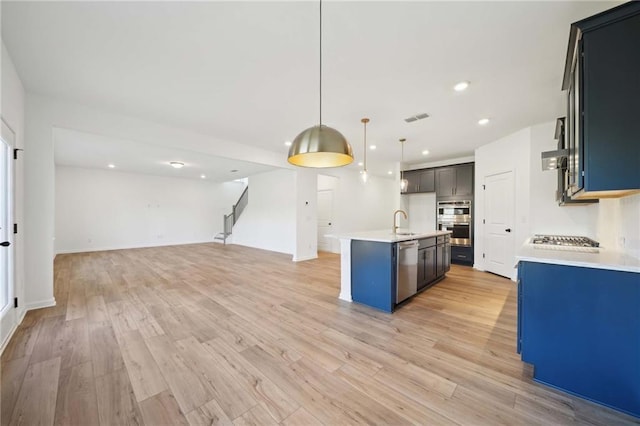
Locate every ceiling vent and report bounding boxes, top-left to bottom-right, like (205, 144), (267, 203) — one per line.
(404, 113), (430, 123)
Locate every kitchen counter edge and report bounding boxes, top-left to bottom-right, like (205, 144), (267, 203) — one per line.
(516, 243), (640, 274)
(328, 230), (452, 243)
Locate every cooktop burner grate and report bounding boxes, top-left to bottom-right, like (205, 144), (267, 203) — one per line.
(531, 234), (600, 249)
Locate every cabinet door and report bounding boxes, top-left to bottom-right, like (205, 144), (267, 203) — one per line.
(444, 243), (451, 272)
(454, 164), (473, 196)
(582, 14), (640, 193)
(436, 168), (456, 197)
(424, 246), (437, 283)
(417, 249), (426, 288)
(436, 244), (445, 276)
(402, 170), (420, 193)
(517, 263), (523, 354)
(419, 169), (435, 193)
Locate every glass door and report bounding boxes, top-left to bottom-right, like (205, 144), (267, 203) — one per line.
(0, 119), (15, 346)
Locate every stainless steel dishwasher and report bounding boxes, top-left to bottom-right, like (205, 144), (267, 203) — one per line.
(396, 240), (419, 303)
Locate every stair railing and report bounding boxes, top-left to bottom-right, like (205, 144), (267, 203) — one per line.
(215, 186), (248, 245)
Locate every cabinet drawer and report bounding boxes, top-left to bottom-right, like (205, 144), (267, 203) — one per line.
(436, 235), (449, 245)
(451, 246), (473, 264)
(419, 237), (436, 249)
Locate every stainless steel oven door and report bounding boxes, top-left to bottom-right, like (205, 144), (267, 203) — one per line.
(438, 222), (471, 247)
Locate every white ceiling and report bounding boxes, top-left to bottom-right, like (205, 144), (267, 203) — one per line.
(2, 1), (621, 176)
(54, 128), (276, 182)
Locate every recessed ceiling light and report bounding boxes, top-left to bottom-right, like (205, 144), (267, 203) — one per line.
(170, 161), (185, 169)
(388, 170), (393, 175)
(454, 81), (470, 92)
(370, 145), (377, 150)
(284, 141), (292, 147)
(478, 118), (490, 126)
(422, 150), (430, 156)
(230, 169), (238, 173)
(358, 162), (363, 166)
(200, 174), (206, 179)
(107, 164), (115, 168)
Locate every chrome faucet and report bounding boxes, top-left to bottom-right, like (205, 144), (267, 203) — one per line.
(392, 209), (408, 234)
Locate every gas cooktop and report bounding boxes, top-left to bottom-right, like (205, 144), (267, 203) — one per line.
(531, 235), (600, 252)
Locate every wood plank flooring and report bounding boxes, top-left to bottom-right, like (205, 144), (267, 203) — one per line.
(2, 243), (638, 425)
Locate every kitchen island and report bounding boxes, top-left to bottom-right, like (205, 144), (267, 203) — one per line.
(515, 244), (640, 418)
(331, 230), (452, 313)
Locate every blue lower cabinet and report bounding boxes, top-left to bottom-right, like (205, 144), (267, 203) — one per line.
(351, 240), (395, 313)
(518, 261), (640, 418)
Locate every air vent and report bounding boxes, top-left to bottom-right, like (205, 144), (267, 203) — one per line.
(404, 113), (430, 123)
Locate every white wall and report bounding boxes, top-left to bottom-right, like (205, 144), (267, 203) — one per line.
(529, 121), (600, 238)
(55, 166), (245, 253)
(474, 127), (531, 275)
(232, 169), (297, 256)
(295, 169), (318, 262)
(475, 120), (640, 277)
(403, 193), (437, 232)
(1, 41), (27, 331)
(318, 169), (397, 253)
(407, 155), (476, 171)
(618, 193), (640, 259)
(22, 94), (293, 311)
(529, 121), (640, 257)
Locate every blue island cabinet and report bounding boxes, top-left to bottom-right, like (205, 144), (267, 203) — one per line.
(351, 240), (396, 313)
(517, 261), (640, 418)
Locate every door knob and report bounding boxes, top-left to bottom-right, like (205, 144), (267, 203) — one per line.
(0, 241), (10, 247)
(505, 229), (512, 233)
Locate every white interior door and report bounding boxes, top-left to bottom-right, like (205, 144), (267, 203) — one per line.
(484, 171), (515, 278)
(0, 120), (16, 349)
(317, 189), (333, 252)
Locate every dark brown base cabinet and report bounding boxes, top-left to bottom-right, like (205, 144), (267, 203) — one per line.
(418, 235), (450, 291)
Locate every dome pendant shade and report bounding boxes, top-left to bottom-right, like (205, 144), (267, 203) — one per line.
(287, 125), (353, 168)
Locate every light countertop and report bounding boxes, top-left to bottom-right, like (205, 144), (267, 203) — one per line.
(516, 242), (640, 274)
(329, 229), (451, 243)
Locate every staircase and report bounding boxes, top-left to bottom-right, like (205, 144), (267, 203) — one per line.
(214, 186), (248, 245)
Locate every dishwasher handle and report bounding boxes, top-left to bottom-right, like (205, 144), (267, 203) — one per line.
(398, 241), (419, 249)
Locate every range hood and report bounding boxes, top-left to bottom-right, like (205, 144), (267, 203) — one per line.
(541, 148), (568, 170)
(541, 119), (568, 171)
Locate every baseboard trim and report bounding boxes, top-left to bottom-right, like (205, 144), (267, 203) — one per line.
(338, 293), (353, 303)
(292, 254), (318, 262)
(55, 240), (216, 255)
(25, 298), (57, 311)
(0, 309), (27, 354)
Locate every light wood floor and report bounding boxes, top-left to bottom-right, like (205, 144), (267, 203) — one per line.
(1, 243), (638, 426)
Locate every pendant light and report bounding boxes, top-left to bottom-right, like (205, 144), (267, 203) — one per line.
(287, 0), (353, 168)
(361, 118), (369, 182)
(399, 138), (408, 191)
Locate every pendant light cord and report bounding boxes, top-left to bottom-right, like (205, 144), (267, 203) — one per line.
(319, 0), (322, 127)
(401, 139), (405, 181)
(363, 120), (367, 171)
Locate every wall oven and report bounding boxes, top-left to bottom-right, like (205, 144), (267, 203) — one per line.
(437, 200), (471, 247)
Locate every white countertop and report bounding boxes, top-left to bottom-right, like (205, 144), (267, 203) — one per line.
(329, 229), (451, 243)
(516, 242), (640, 274)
